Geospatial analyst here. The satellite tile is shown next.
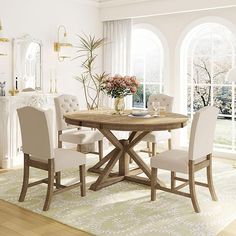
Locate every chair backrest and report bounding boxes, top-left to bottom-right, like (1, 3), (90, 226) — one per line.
(188, 106), (218, 160)
(147, 94), (173, 112)
(54, 94), (80, 131)
(17, 106), (54, 161)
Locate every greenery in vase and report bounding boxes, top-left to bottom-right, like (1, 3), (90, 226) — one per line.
(74, 35), (109, 110)
(101, 74), (139, 98)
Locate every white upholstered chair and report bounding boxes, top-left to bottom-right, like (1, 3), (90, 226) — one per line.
(17, 106), (86, 211)
(150, 106), (218, 213)
(142, 94), (174, 156)
(54, 94), (103, 160)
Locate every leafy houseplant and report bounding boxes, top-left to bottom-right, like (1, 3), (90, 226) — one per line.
(74, 35), (108, 110)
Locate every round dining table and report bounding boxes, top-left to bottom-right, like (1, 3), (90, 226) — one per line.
(64, 110), (188, 191)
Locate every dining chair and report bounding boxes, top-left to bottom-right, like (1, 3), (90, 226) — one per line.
(54, 94), (103, 161)
(150, 106), (219, 213)
(17, 106), (86, 211)
(141, 94), (174, 156)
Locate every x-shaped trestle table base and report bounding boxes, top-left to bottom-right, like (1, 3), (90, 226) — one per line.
(88, 129), (165, 191)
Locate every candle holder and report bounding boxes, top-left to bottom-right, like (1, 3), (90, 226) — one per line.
(0, 81), (6, 96)
(54, 79), (58, 93)
(50, 79), (53, 94)
(9, 88), (19, 96)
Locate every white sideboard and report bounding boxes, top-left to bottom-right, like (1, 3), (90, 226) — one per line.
(0, 93), (57, 168)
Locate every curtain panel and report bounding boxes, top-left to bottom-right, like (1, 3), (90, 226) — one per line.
(102, 19), (132, 108)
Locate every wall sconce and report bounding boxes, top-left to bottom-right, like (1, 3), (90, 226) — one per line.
(54, 25), (73, 62)
(0, 20), (10, 56)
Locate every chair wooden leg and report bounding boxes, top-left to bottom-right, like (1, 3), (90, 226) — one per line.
(43, 159), (54, 211)
(189, 161), (200, 213)
(168, 139), (172, 150)
(98, 140), (103, 161)
(79, 164), (86, 197)
(206, 154), (218, 201)
(152, 143), (157, 156)
(171, 171), (176, 190)
(129, 156), (133, 164)
(147, 142), (151, 157)
(58, 131), (62, 148)
(55, 172), (61, 189)
(19, 154), (30, 202)
(77, 144), (82, 152)
(151, 167), (157, 201)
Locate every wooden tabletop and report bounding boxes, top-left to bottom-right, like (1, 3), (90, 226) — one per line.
(64, 110), (188, 131)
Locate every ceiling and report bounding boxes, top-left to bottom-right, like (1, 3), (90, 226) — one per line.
(80, 0), (150, 7)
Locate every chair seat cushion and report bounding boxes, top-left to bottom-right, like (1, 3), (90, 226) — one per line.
(30, 149), (86, 172)
(151, 150), (189, 173)
(54, 148), (86, 172)
(150, 150), (206, 174)
(60, 129), (103, 144)
(142, 131), (171, 143)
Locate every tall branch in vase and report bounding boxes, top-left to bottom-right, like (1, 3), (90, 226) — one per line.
(74, 35), (109, 110)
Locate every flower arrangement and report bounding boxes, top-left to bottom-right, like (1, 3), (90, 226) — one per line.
(101, 74), (139, 98)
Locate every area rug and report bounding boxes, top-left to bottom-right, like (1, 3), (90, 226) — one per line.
(1, 158), (236, 236)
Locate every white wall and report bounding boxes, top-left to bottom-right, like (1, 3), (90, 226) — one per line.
(0, 0), (102, 108)
(101, 3), (236, 156)
(132, 7), (236, 112)
(101, 1), (236, 112)
(100, 0), (236, 21)
(130, 7), (236, 156)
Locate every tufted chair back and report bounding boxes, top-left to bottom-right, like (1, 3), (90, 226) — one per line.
(54, 94), (80, 131)
(147, 94), (174, 112)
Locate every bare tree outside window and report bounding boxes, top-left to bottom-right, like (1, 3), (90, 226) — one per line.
(188, 57), (232, 115)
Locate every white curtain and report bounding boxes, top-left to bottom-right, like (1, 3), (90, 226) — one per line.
(102, 19), (132, 108)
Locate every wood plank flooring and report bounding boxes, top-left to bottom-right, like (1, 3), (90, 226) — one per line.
(218, 220), (236, 236)
(0, 200), (92, 236)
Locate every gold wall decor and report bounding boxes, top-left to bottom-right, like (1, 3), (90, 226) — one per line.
(0, 20), (9, 56)
(54, 25), (72, 62)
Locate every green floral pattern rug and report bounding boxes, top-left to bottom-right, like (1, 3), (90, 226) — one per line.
(0, 159), (236, 236)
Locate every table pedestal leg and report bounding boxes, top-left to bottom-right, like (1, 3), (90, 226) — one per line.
(119, 140), (130, 176)
(89, 149), (123, 191)
(88, 130), (165, 191)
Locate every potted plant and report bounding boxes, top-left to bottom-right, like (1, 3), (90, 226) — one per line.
(74, 35), (109, 110)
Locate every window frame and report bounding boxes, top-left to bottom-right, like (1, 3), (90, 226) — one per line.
(186, 23), (236, 152)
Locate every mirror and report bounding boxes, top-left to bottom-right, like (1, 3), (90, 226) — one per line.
(13, 35), (42, 91)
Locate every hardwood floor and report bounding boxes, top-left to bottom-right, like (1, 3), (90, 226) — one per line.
(0, 200), (92, 236)
(218, 220), (236, 236)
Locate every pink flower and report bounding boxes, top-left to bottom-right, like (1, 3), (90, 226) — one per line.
(102, 74), (139, 98)
(130, 87), (137, 93)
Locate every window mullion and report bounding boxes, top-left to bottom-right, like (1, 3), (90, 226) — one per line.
(232, 55), (235, 150)
(211, 32), (214, 107)
(143, 54), (146, 109)
(191, 53), (194, 119)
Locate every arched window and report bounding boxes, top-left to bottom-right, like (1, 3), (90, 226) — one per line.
(185, 23), (236, 152)
(131, 28), (164, 108)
